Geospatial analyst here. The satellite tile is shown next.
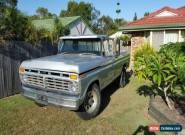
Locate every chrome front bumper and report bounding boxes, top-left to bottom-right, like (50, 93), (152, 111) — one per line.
(22, 85), (82, 110)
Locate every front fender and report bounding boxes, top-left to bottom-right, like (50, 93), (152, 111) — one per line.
(80, 74), (101, 102)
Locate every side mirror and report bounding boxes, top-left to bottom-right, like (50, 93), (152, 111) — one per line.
(58, 40), (63, 53)
(102, 52), (105, 56)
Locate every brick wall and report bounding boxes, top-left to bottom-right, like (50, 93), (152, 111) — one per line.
(129, 32), (145, 69)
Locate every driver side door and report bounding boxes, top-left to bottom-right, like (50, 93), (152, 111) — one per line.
(100, 39), (115, 87)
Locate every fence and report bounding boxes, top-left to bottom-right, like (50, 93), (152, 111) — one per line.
(0, 41), (57, 98)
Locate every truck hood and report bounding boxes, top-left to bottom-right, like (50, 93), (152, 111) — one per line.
(21, 53), (107, 74)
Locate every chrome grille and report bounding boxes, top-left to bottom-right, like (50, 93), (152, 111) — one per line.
(24, 74), (44, 87)
(23, 74), (73, 92)
(45, 77), (72, 91)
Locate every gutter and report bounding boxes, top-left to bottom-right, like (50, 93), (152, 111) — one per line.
(120, 23), (185, 32)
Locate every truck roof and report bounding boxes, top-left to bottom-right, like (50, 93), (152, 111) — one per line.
(59, 35), (108, 40)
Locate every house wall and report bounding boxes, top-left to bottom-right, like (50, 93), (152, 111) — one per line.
(129, 32), (145, 69)
(129, 29), (185, 69)
(69, 19), (94, 36)
(149, 29), (185, 49)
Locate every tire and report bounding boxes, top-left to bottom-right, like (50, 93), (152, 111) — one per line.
(120, 67), (126, 88)
(76, 83), (101, 120)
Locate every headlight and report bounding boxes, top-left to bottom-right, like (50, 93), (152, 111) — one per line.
(19, 67), (25, 74)
(69, 82), (80, 93)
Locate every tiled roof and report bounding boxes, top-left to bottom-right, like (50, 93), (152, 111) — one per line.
(32, 16), (81, 31)
(122, 6), (185, 31)
(177, 6), (185, 15)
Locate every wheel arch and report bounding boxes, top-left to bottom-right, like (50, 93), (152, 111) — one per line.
(81, 78), (100, 99)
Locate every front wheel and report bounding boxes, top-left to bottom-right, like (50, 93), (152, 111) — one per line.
(120, 68), (126, 88)
(76, 83), (101, 120)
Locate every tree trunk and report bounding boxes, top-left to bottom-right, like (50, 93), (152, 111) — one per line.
(164, 86), (173, 110)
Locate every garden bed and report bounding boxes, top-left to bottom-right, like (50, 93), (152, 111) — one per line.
(174, 97), (185, 115)
(149, 96), (185, 128)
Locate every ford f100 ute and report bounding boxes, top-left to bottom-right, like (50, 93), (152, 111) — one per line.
(19, 35), (130, 119)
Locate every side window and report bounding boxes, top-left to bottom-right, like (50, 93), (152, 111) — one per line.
(93, 41), (101, 51)
(103, 40), (114, 56)
(115, 39), (120, 55)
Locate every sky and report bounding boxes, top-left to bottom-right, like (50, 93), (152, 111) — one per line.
(17, 0), (185, 21)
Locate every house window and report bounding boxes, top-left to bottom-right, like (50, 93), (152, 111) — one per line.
(152, 31), (164, 49)
(181, 30), (185, 41)
(165, 30), (178, 43)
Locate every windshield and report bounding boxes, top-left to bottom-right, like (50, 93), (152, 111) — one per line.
(59, 39), (102, 55)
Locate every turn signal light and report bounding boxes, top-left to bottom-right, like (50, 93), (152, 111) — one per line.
(69, 74), (78, 80)
(19, 67), (25, 74)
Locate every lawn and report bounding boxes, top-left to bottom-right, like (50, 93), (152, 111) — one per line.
(0, 78), (162, 135)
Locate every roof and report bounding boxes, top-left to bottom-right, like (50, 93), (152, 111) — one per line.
(32, 16), (81, 31)
(122, 6), (185, 31)
(60, 35), (108, 40)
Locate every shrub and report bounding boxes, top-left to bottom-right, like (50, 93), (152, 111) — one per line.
(133, 43), (156, 80)
(134, 42), (185, 110)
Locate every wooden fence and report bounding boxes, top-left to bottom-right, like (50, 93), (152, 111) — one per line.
(0, 41), (57, 98)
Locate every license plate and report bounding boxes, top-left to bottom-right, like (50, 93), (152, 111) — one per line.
(37, 94), (48, 102)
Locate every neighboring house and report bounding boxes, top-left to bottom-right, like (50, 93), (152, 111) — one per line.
(32, 16), (95, 36)
(121, 6), (185, 68)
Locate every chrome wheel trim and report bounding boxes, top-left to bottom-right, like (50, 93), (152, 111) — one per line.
(84, 88), (98, 114)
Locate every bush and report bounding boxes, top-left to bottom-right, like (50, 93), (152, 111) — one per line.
(134, 43), (156, 80)
(134, 42), (185, 110)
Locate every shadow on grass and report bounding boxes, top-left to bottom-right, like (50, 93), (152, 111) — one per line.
(137, 85), (156, 97)
(132, 125), (156, 135)
(99, 71), (131, 114)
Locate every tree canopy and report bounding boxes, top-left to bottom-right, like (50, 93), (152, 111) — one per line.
(35, 7), (56, 19)
(60, 1), (97, 26)
(144, 12), (150, 17)
(96, 15), (118, 35)
(0, 0), (128, 43)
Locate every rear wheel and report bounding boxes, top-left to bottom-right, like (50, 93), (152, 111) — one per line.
(77, 83), (101, 120)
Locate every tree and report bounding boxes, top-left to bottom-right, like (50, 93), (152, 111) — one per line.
(119, 35), (131, 42)
(114, 18), (127, 27)
(0, 0), (18, 19)
(97, 15), (118, 35)
(36, 7), (49, 18)
(133, 12), (137, 21)
(144, 12), (150, 17)
(51, 17), (70, 44)
(0, 0), (30, 41)
(60, 1), (100, 26)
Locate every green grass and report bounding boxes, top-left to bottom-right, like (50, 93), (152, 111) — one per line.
(0, 78), (165, 135)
